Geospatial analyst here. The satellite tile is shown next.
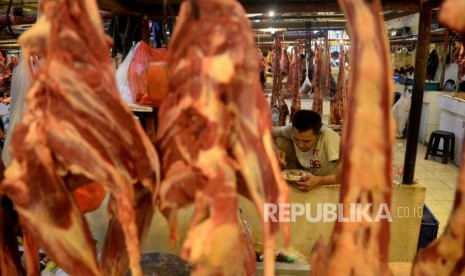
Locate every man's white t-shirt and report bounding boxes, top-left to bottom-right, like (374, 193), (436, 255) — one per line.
(281, 125), (340, 176)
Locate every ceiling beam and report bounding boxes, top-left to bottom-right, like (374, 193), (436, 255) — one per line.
(252, 20), (346, 30)
(97, 0), (423, 17)
(383, 11), (417, 21)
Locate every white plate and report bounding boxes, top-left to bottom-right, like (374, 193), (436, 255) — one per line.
(282, 169), (307, 182)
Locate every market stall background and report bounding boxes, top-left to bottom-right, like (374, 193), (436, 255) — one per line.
(1, 0), (464, 275)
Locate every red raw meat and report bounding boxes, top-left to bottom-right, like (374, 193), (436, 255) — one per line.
(311, 0), (394, 274)
(323, 38), (332, 99)
(459, 42), (465, 80)
(412, 138), (465, 271)
(278, 94), (290, 126)
(330, 46), (347, 125)
(0, 1), (159, 275)
(280, 46), (290, 76)
(270, 39), (289, 126)
(312, 46), (323, 115)
(157, 0), (289, 275)
(289, 41), (303, 120)
(270, 39), (282, 108)
(412, 1), (465, 274)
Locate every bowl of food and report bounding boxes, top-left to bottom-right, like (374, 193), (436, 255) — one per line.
(282, 169), (307, 183)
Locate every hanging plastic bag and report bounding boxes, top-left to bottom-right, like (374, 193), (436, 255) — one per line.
(300, 58), (312, 94)
(128, 41), (167, 106)
(392, 91), (411, 138)
(115, 42), (140, 104)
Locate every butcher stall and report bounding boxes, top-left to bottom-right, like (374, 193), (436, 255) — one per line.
(0, 0), (463, 275)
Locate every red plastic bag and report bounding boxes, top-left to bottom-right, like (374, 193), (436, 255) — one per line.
(128, 41), (167, 106)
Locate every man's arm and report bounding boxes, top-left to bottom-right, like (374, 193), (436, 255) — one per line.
(294, 172), (338, 191)
(271, 126), (284, 138)
(316, 173), (338, 185)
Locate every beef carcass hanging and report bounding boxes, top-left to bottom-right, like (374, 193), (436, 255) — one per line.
(458, 42), (465, 82)
(287, 41), (302, 94)
(330, 46), (347, 125)
(323, 38), (332, 99)
(280, 46), (290, 76)
(449, 41), (465, 83)
(451, 41), (462, 64)
(412, 2), (465, 274)
(289, 42), (303, 120)
(441, 0), (465, 88)
(156, 0), (289, 275)
(270, 39), (282, 108)
(312, 45), (324, 115)
(413, 141), (465, 273)
(0, 0), (159, 275)
(278, 94), (289, 126)
(311, 0), (394, 275)
(271, 39), (289, 126)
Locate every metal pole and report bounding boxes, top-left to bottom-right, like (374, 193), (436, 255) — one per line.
(402, 6), (432, 184)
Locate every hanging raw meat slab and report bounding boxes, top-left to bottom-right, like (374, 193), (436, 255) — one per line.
(330, 46), (347, 125)
(412, 1), (465, 274)
(312, 45), (324, 115)
(271, 39), (282, 108)
(290, 42), (303, 120)
(323, 38), (332, 99)
(157, 0), (289, 275)
(280, 46), (290, 76)
(311, 0), (394, 275)
(0, 0), (160, 275)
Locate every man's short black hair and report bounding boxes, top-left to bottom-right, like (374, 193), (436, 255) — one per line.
(292, 110), (322, 134)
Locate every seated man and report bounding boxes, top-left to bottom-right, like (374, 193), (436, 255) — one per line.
(272, 109), (340, 191)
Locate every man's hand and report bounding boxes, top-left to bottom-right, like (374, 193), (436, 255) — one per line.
(276, 150), (286, 169)
(272, 142), (286, 169)
(294, 173), (322, 192)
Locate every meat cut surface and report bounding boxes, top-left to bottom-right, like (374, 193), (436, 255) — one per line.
(157, 0), (289, 275)
(311, 0), (394, 275)
(270, 39), (282, 109)
(0, 1), (159, 275)
(412, 1), (465, 274)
